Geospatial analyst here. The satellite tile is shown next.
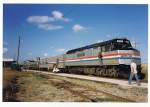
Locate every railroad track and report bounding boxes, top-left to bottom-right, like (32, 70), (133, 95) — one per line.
(49, 79), (96, 102)
(40, 73), (136, 102)
(60, 79), (135, 102)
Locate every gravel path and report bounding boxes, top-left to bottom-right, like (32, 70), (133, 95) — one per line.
(28, 70), (148, 88)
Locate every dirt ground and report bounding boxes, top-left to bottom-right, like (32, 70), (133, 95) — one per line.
(3, 69), (148, 102)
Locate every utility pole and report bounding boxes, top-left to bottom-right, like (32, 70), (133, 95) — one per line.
(37, 57), (40, 70)
(17, 36), (21, 65)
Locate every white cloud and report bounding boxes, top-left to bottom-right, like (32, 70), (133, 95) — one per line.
(56, 48), (66, 52)
(27, 10), (70, 31)
(3, 47), (8, 54)
(38, 24), (63, 30)
(27, 16), (54, 24)
(27, 10), (70, 24)
(97, 40), (104, 43)
(44, 53), (48, 57)
(52, 10), (70, 22)
(52, 11), (63, 19)
(72, 24), (87, 32)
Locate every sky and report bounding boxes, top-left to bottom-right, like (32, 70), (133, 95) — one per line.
(3, 4), (148, 63)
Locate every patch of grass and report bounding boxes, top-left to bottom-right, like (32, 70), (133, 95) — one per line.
(3, 69), (19, 101)
(35, 74), (49, 80)
(5, 70), (147, 102)
(3, 69), (18, 89)
(18, 72), (33, 77)
(141, 64), (148, 81)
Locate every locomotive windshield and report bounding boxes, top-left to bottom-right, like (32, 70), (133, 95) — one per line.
(112, 39), (132, 50)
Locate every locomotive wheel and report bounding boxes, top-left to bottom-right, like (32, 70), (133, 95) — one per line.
(107, 69), (113, 77)
(91, 68), (96, 75)
(104, 70), (108, 77)
(99, 70), (103, 77)
(101, 69), (106, 77)
(95, 67), (103, 77)
(87, 68), (95, 75)
(95, 68), (100, 76)
(111, 68), (116, 77)
(83, 67), (89, 75)
(105, 70), (109, 77)
(112, 70), (119, 78)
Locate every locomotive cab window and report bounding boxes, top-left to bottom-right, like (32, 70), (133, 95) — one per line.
(101, 46), (105, 52)
(85, 49), (89, 56)
(112, 39), (132, 50)
(105, 44), (112, 52)
(93, 47), (99, 56)
(77, 51), (85, 57)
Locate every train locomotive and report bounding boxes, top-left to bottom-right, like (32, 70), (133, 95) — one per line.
(64, 38), (141, 79)
(25, 38), (142, 79)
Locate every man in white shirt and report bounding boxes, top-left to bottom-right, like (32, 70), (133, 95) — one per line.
(52, 64), (60, 73)
(129, 59), (140, 86)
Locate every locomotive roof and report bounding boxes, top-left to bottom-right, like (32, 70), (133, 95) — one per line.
(66, 38), (129, 54)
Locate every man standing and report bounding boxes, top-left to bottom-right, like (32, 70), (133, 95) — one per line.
(129, 60), (141, 86)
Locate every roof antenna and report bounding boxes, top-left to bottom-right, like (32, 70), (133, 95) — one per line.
(131, 38), (140, 48)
